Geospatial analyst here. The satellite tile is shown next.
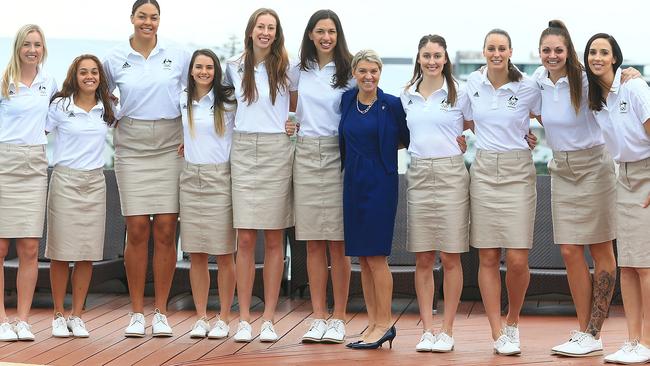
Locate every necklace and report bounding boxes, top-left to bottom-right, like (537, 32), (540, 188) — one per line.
(356, 95), (377, 114)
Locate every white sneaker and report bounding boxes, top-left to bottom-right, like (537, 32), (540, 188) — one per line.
(14, 320), (35, 341)
(302, 319), (327, 343)
(551, 330), (602, 357)
(52, 313), (71, 338)
(124, 312), (145, 337)
(259, 320), (278, 342)
(0, 321), (18, 342)
(604, 341), (650, 364)
(415, 331), (435, 352)
(208, 319), (230, 339)
(431, 331), (455, 352)
(322, 318), (346, 344)
(67, 316), (90, 338)
(494, 324), (520, 356)
(233, 320), (252, 342)
(189, 318), (210, 339)
(152, 309), (173, 337)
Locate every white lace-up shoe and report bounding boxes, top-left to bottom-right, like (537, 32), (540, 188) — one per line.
(152, 309), (173, 337)
(67, 316), (90, 338)
(208, 319), (229, 339)
(0, 321), (18, 342)
(322, 318), (346, 344)
(14, 320), (35, 341)
(52, 313), (71, 338)
(302, 319), (327, 343)
(124, 312), (145, 337)
(431, 331), (455, 352)
(551, 330), (602, 357)
(604, 341), (650, 364)
(415, 331), (435, 352)
(233, 320), (252, 342)
(494, 324), (520, 356)
(259, 320), (278, 342)
(189, 318), (210, 338)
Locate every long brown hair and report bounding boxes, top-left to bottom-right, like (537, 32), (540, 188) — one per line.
(539, 20), (583, 114)
(299, 9), (352, 89)
(2, 24), (48, 98)
(50, 54), (116, 125)
(240, 8), (289, 105)
(406, 34), (458, 106)
(483, 28), (522, 82)
(186, 49), (236, 138)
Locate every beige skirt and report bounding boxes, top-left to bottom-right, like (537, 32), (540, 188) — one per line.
(470, 149), (537, 249)
(179, 161), (236, 255)
(113, 117), (183, 216)
(45, 166), (106, 261)
(0, 143), (48, 238)
(231, 132), (294, 229)
(548, 145), (616, 245)
(407, 155), (469, 253)
(616, 157), (650, 267)
(293, 136), (344, 241)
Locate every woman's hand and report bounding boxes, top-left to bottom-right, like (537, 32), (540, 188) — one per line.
(456, 135), (467, 153)
(285, 119), (299, 136)
(621, 67), (642, 83)
(177, 143), (184, 157)
(525, 130), (537, 150)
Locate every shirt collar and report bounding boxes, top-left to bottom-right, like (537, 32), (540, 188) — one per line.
(194, 89), (215, 105)
(610, 68), (622, 95)
(70, 95), (104, 114)
(405, 77), (449, 99)
(125, 36), (165, 58)
(535, 66), (569, 87)
(8, 67), (48, 90)
(480, 67), (521, 93)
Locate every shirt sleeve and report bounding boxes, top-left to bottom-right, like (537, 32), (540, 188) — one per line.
(180, 47), (192, 88)
(224, 63), (234, 87)
(629, 79), (650, 124)
(288, 61), (300, 92)
(45, 100), (60, 133)
(458, 85), (473, 121)
(102, 55), (116, 94)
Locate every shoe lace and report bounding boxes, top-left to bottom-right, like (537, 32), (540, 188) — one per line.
(623, 340), (639, 353)
(53, 316), (67, 327)
(261, 321), (274, 333)
(420, 331), (434, 342)
(71, 317), (85, 328)
(128, 312), (144, 326)
(15, 320), (31, 331)
(327, 319), (344, 334)
(237, 321), (251, 332)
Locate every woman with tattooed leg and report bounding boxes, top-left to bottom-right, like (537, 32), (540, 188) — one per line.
(584, 33), (650, 365)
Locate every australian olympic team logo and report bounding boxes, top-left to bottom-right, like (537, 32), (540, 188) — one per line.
(38, 85), (47, 96)
(506, 95), (519, 110)
(619, 100), (628, 113)
(162, 58), (173, 70)
(440, 98), (451, 111)
(181, 103), (187, 110)
(209, 105), (215, 116)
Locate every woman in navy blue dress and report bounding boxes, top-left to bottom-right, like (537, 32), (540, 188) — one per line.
(340, 49), (409, 349)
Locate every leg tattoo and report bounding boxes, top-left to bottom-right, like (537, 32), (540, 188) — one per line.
(585, 270), (616, 336)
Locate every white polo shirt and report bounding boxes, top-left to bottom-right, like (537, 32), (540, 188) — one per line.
(45, 96), (108, 170)
(593, 68), (650, 163)
(466, 69), (541, 151)
(224, 55), (298, 133)
(103, 38), (190, 120)
(0, 69), (57, 144)
(180, 90), (235, 165)
(294, 61), (353, 137)
(532, 66), (604, 152)
(400, 79), (471, 158)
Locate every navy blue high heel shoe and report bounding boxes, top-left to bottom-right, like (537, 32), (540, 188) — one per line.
(347, 326), (396, 350)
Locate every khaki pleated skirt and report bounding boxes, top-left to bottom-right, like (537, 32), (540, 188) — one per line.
(616, 157), (650, 267)
(179, 161), (235, 255)
(470, 149), (537, 249)
(113, 117), (183, 216)
(231, 132), (294, 229)
(293, 136), (344, 241)
(45, 166), (106, 261)
(407, 155), (469, 253)
(548, 145), (616, 245)
(0, 143), (48, 238)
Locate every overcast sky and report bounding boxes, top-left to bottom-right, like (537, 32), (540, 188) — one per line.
(1, 0), (649, 63)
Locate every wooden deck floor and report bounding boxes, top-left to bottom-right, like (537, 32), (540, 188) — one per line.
(0, 292), (630, 366)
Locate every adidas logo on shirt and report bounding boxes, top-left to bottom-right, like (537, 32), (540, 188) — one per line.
(67, 111), (76, 118)
(407, 99), (413, 105)
(539, 84), (544, 90)
(8, 90), (15, 95)
(122, 62), (131, 69)
(473, 92), (479, 97)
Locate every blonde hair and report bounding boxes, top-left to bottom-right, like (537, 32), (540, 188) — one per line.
(2, 24), (48, 98)
(352, 49), (383, 72)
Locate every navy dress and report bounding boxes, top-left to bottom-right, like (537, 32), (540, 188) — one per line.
(339, 87), (409, 257)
